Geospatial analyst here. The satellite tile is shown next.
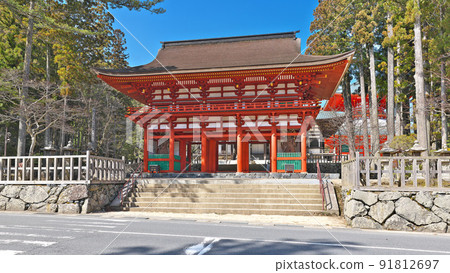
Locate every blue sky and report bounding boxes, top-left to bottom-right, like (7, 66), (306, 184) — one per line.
(110, 0), (319, 67)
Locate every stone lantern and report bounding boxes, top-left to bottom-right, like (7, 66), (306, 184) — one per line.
(380, 143), (399, 183)
(408, 140), (427, 156)
(380, 146), (399, 157)
(42, 144), (57, 156)
(63, 140), (76, 155)
(407, 140), (427, 182)
(434, 148), (450, 182)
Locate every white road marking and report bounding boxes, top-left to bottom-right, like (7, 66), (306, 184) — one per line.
(185, 237), (220, 255)
(0, 225), (96, 234)
(0, 250), (24, 255)
(46, 219), (127, 225)
(63, 224), (117, 229)
(97, 230), (450, 255)
(0, 239), (56, 247)
(5, 214), (131, 222)
(0, 231), (74, 239)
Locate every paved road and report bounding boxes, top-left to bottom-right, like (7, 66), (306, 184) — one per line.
(0, 212), (449, 255)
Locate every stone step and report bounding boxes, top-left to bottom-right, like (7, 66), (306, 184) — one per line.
(136, 179), (319, 187)
(125, 196), (324, 204)
(134, 184), (320, 190)
(133, 188), (320, 194)
(122, 201), (324, 210)
(128, 192), (323, 199)
(121, 206), (333, 216)
(119, 182), (334, 216)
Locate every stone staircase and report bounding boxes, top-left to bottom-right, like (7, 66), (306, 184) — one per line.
(120, 179), (338, 216)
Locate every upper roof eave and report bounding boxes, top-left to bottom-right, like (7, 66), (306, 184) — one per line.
(94, 50), (355, 78)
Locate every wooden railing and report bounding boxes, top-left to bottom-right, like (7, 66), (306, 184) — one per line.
(342, 154), (450, 191)
(127, 100), (320, 116)
(0, 151), (125, 184)
(307, 153), (348, 163)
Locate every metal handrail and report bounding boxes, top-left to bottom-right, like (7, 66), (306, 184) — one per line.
(317, 160), (325, 210)
(316, 160), (333, 210)
(119, 162), (143, 205)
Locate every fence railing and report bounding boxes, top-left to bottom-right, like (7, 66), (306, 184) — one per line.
(342, 154), (450, 191)
(0, 151), (125, 184)
(307, 153), (348, 163)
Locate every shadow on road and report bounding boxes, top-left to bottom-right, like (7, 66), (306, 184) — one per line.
(104, 238), (361, 255)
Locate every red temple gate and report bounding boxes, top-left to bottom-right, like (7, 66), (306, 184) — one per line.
(95, 32), (354, 173)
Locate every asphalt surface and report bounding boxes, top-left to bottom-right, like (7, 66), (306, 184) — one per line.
(0, 212), (449, 255)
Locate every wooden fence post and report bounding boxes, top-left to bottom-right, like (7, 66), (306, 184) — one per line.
(86, 150), (91, 183)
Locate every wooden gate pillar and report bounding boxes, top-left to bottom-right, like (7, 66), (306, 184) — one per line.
(301, 133), (307, 173)
(169, 120), (175, 172)
(270, 125), (277, 173)
(180, 140), (186, 172)
(143, 125), (148, 172)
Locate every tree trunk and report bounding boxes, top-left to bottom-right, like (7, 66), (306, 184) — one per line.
(395, 42), (403, 136)
(44, 45), (51, 148)
(423, 31), (432, 150)
(29, 134), (36, 156)
(342, 73), (356, 159)
(91, 107), (97, 151)
(440, 5), (448, 149)
(60, 95), (67, 152)
(413, 0), (428, 154)
(410, 97), (415, 135)
(387, 12), (395, 143)
(358, 60), (370, 156)
(369, 46), (380, 154)
(441, 62), (448, 149)
(18, 0), (35, 156)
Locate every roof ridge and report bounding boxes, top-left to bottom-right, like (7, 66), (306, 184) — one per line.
(161, 31), (300, 48)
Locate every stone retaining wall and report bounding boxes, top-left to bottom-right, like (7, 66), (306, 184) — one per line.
(0, 184), (122, 214)
(343, 190), (450, 233)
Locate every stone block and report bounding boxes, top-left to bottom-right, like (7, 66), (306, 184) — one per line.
(415, 192), (433, 208)
(19, 186), (49, 204)
(6, 198), (25, 211)
(352, 217), (382, 229)
(384, 215), (415, 231)
(58, 203), (80, 214)
(344, 199), (367, 220)
(28, 202), (46, 211)
(417, 222), (448, 233)
(46, 204), (58, 213)
(49, 186), (64, 196)
(58, 185), (88, 203)
(81, 199), (89, 214)
(395, 197), (441, 226)
(0, 196), (8, 210)
(352, 190), (378, 205)
(378, 192), (402, 201)
(434, 195), (450, 212)
(1, 185), (22, 198)
(431, 206), (450, 223)
(369, 201), (395, 224)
